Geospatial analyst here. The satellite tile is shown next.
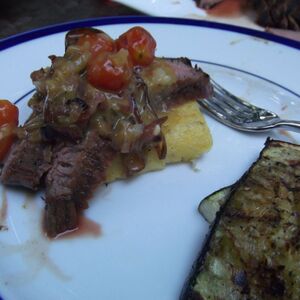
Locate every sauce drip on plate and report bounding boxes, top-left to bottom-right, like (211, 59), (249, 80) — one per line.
(52, 215), (102, 240)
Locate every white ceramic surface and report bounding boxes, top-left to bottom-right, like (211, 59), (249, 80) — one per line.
(0, 19), (300, 300)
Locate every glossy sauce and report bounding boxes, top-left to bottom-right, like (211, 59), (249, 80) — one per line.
(54, 215), (102, 240)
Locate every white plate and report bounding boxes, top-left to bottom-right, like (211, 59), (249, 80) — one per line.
(0, 16), (300, 300)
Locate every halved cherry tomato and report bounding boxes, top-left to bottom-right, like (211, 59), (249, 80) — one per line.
(116, 26), (156, 66)
(77, 32), (116, 57)
(0, 100), (19, 161)
(87, 49), (133, 91)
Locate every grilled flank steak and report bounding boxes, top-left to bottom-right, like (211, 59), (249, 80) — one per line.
(182, 139), (300, 300)
(1, 27), (212, 237)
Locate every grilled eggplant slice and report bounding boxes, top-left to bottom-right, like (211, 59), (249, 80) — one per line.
(182, 139), (300, 300)
(198, 185), (233, 224)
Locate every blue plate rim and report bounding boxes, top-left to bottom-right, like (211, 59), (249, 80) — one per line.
(1, 16), (300, 51)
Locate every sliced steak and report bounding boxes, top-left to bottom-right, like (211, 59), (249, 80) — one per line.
(141, 57), (213, 111)
(32, 55), (212, 142)
(1, 137), (52, 190)
(163, 57), (212, 103)
(2, 24), (213, 239)
(44, 131), (115, 238)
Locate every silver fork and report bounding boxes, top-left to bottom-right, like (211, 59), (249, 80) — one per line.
(199, 80), (300, 133)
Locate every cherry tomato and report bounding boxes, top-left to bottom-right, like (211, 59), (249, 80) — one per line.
(116, 26), (156, 66)
(87, 49), (132, 92)
(0, 100), (18, 126)
(0, 100), (19, 161)
(77, 32), (115, 57)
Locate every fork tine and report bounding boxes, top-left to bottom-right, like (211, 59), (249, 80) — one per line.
(211, 80), (256, 112)
(212, 89), (252, 115)
(200, 98), (247, 127)
(198, 79), (300, 132)
(211, 80), (277, 119)
(209, 90), (257, 120)
(200, 98), (225, 114)
(200, 98), (236, 120)
(199, 80), (263, 126)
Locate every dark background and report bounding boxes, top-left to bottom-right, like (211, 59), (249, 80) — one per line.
(0, 0), (143, 39)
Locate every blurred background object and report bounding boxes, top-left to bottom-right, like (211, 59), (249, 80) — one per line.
(196, 0), (300, 30)
(196, 0), (300, 41)
(252, 0), (300, 31)
(1, 0), (299, 42)
(0, 0), (143, 39)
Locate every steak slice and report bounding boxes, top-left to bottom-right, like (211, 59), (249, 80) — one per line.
(163, 57), (212, 103)
(44, 131), (115, 238)
(1, 137), (52, 190)
(142, 57), (213, 111)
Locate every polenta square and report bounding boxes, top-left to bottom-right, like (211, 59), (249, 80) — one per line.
(106, 101), (212, 182)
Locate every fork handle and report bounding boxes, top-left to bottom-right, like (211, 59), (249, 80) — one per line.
(277, 120), (300, 133)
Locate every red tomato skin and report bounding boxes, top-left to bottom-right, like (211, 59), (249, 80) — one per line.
(0, 100), (18, 126)
(77, 33), (116, 57)
(0, 100), (19, 161)
(116, 26), (156, 66)
(87, 50), (132, 92)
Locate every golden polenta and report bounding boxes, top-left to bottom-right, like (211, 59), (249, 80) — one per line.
(106, 101), (212, 182)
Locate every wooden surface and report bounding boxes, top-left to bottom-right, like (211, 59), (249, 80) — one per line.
(0, 0), (143, 39)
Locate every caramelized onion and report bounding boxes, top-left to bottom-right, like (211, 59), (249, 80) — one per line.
(155, 133), (167, 160)
(90, 113), (111, 138)
(106, 94), (133, 115)
(122, 152), (146, 176)
(28, 93), (45, 113)
(112, 120), (144, 153)
(140, 117), (167, 145)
